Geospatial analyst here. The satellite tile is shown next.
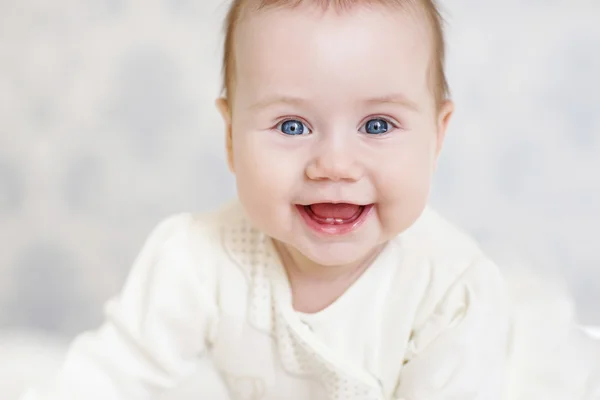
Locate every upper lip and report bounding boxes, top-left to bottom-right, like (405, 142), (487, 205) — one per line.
(297, 202), (372, 206)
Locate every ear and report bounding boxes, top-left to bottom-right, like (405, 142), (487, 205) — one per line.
(215, 97), (234, 173)
(434, 99), (454, 159)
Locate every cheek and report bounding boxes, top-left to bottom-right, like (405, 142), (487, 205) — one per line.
(373, 135), (435, 195)
(233, 137), (274, 193)
(375, 160), (431, 214)
(231, 128), (308, 183)
(371, 137), (435, 234)
(233, 159), (283, 236)
(231, 131), (301, 222)
(375, 170), (430, 237)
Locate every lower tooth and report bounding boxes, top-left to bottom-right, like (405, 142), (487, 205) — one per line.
(320, 217), (348, 224)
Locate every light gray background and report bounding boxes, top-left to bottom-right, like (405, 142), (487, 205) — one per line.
(1, 0), (599, 348)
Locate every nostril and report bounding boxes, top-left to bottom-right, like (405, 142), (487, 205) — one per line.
(305, 158), (362, 182)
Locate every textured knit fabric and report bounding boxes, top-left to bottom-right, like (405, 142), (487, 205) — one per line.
(21, 201), (600, 400)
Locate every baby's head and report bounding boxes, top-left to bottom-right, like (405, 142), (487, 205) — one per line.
(217, 0), (454, 269)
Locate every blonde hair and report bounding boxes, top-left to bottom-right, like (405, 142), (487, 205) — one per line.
(221, 0), (449, 108)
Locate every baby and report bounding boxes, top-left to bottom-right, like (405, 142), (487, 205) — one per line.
(22, 0), (600, 399)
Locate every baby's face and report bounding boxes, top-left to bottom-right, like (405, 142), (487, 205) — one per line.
(218, 3), (453, 268)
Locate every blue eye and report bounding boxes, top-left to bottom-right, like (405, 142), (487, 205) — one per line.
(279, 120), (310, 135)
(363, 118), (391, 135)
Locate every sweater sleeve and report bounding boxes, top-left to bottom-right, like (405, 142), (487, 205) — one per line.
(393, 258), (510, 400)
(20, 214), (220, 400)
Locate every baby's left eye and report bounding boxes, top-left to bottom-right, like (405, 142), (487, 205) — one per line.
(361, 118), (393, 135)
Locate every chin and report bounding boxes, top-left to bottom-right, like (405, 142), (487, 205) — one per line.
(299, 241), (376, 268)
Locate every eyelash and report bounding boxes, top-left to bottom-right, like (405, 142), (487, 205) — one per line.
(273, 116), (401, 136)
(360, 116), (400, 135)
(275, 117), (312, 135)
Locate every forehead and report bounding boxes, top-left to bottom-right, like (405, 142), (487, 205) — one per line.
(232, 3), (434, 108)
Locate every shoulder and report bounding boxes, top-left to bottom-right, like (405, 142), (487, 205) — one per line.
(395, 206), (508, 326)
(398, 205), (502, 281)
(147, 200), (243, 251)
(397, 205), (485, 261)
(143, 200), (267, 279)
(133, 200), (250, 278)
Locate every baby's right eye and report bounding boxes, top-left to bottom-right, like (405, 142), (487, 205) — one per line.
(278, 119), (311, 136)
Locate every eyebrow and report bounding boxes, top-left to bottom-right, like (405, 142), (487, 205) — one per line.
(363, 93), (420, 112)
(248, 93), (420, 112)
(248, 95), (308, 111)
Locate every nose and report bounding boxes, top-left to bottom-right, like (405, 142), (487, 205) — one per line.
(305, 137), (363, 182)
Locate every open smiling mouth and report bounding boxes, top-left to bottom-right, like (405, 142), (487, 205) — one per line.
(296, 203), (374, 235)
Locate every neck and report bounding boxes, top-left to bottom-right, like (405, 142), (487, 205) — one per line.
(273, 240), (385, 313)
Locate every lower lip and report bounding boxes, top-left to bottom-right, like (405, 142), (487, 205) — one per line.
(296, 204), (374, 236)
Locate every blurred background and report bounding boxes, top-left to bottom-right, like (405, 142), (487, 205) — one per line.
(1, 0), (599, 398)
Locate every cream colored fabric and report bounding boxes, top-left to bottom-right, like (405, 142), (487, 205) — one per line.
(20, 201), (599, 400)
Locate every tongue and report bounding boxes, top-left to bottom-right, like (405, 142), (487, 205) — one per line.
(309, 203), (361, 219)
